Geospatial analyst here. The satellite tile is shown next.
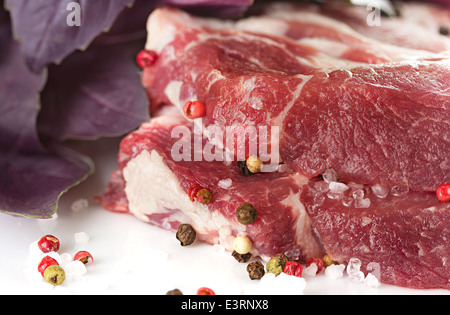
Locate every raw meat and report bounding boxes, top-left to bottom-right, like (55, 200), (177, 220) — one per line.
(98, 2), (450, 289)
(141, 6), (449, 192)
(99, 107), (323, 261)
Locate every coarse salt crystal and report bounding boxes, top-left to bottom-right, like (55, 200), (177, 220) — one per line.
(364, 273), (380, 288)
(323, 168), (337, 183)
(303, 263), (318, 277)
(349, 270), (365, 283)
(352, 189), (365, 200)
(371, 184), (389, 198)
(329, 181), (349, 194)
(355, 198), (371, 208)
(59, 253), (73, 267)
(366, 261), (381, 281)
(64, 260), (87, 276)
(325, 264), (346, 279)
(314, 180), (329, 193)
(346, 257), (362, 275)
(217, 178), (232, 189)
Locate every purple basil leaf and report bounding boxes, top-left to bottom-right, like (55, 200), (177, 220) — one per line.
(0, 9), (93, 218)
(4, 0), (134, 73)
(37, 41), (149, 141)
(0, 145), (94, 218)
(0, 16), (45, 153)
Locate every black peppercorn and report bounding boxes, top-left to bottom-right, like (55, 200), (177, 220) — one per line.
(166, 288), (183, 295)
(232, 250), (252, 263)
(176, 224), (196, 246)
(236, 203), (257, 225)
(247, 261), (265, 280)
(237, 160), (254, 176)
(439, 26), (449, 36)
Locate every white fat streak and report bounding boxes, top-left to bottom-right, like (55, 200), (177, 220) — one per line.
(267, 2), (442, 61)
(235, 17), (290, 37)
(280, 190), (323, 260)
(241, 77), (263, 110)
(271, 75), (312, 127)
(123, 150), (240, 251)
(145, 10), (178, 53)
(164, 81), (184, 108)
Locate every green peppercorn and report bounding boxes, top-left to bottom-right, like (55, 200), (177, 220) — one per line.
(176, 224), (196, 246)
(43, 265), (65, 286)
(266, 253), (289, 276)
(232, 250), (252, 263)
(236, 203), (257, 225)
(322, 254), (337, 268)
(196, 188), (212, 204)
(247, 261), (265, 280)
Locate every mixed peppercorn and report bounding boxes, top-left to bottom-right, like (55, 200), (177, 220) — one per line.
(35, 234), (93, 286)
(173, 115), (450, 294)
(176, 224), (197, 246)
(136, 49), (157, 68)
(436, 183), (450, 202)
(188, 184), (213, 204)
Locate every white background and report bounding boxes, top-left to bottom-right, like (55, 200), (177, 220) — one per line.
(0, 137), (448, 295)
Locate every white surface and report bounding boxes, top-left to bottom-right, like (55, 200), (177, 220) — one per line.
(0, 137), (448, 295)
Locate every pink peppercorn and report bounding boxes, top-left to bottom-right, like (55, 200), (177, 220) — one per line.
(136, 49), (157, 68)
(37, 235), (60, 253)
(283, 261), (303, 277)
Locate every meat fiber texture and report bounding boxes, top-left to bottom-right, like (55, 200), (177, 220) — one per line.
(97, 2), (450, 289)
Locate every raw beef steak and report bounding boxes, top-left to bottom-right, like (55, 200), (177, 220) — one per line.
(98, 3), (450, 289)
(98, 107), (323, 261)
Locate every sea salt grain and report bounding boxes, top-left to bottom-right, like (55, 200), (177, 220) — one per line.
(64, 260), (87, 276)
(355, 197), (371, 208)
(346, 257), (362, 275)
(352, 189), (365, 200)
(347, 257), (365, 283)
(327, 181), (349, 199)
(303, 263), (318, 277)
(329, 182), (349, 194)
(314, 180), (329, 193)
(325, 264), (346, 279)
(364, 273), (380, 288)
(349, 270), (365, 283)
(371, 184), (389, 198)
(323, 168), (337, 183)
(59, 253), (73, 267)
(217, 178), (232, 189)
(366, 261), (381, 281)
(352, 189), (371, 208)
